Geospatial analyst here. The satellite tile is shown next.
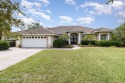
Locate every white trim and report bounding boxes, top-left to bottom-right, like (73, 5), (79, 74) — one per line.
(98, 33), (110, 41)
(68, 33), (71, 45)
(107, 34), (110, 40)
(98, 34), (101, 41)
(48, 36), (51, 47)
(78, 33), (81, 44)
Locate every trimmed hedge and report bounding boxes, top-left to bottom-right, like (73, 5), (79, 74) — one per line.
(53, 39), (68, 48)
(81, 40), (122, 47)
(96, 41), (121, 47)
(0, 41), (9, 50)
(81, 40), (96, 45)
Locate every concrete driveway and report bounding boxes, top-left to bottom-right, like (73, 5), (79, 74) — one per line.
(0, 47), (43, 71)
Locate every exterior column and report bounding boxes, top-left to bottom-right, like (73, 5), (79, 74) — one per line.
(98, 34), (101, 41)
(107, 34), (110, 40)
(48, 36), (52, 48)
(78, 33), (81, 44)
(68, 33), (71, 45)
(16, 36), (21, 47)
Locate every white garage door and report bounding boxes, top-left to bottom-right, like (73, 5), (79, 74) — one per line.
(22, 36), (47, 47)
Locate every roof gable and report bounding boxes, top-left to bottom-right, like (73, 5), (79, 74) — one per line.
(91, 28), (114, 33)
(48, 26), (94, 34)
(18, 27), (56, 35)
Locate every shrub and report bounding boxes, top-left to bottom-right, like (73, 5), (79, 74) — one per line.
(96, 41), (121, 47)
(63, 45), (73, 48)
(9, 41), (16, 47)
(81, 40), (122, 47)
(83, 34), (95, 41)
(81, 40), (96, 45)
(0, 41), (9, 50)
(63, 40), (68, 45)
(53, 39), (64, 48)
(53, 39), (69, 48)
(59, 34), (69, 41)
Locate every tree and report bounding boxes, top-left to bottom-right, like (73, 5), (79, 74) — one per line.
(59, 34), (69, 45)
(106, 0), (114, 4)
(115, 23), (125, 46)
(83, 35), (95, 41)
(0, 0), (24, 40)
(59, 34), (69, 41)
(111, 33), (118, 41)
(28, 22), (42, 30)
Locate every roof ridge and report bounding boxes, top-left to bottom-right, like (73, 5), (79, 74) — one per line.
(44, 27), (56, 34)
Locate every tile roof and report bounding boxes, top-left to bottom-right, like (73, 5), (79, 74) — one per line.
(91, 28), (114, 33)
(18, 26), (114, 35)
(18, 27), (56, 35)
(48, 26), (94, 34)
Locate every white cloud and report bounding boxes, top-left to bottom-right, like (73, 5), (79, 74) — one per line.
(80, 1), (125, 15)
(34, 2), (42, 7)
(46, 9), (51, 14)
(76, 17), (95, 24)
(21, 17), (44, 29)
(117, 11), (125, 23)
(21, 0), (33, 9)
(21, 0), (42, 9)
(110, 0), (125, 10)
(26, 8), (51, 21)
(59, 16), (73, 23)
(40, 0), (50, 6)
(65, 0), (76, 5)
(118, 19), (125, 23)
(80, 2), (112, 15)
(32, 11), (51, 21)
(117, 11), (125, 17)
(21, 17), (35, 25)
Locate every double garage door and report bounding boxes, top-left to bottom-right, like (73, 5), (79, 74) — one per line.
(22, 36), (47, 47)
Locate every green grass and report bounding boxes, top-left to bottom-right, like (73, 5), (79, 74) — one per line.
(1, 47), (125, 83)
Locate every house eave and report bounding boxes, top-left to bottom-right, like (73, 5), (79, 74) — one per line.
(21, 34), (57, 36)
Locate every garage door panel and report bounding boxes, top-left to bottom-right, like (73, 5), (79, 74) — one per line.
(22, 37), (47, 47)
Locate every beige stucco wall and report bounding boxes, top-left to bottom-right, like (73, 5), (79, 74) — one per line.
(16, 36), (22, 47)
(47, 35), (54, 48)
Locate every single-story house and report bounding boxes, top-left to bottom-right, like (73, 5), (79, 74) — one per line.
(16, 26), (114, 48)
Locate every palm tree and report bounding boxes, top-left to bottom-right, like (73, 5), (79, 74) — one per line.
(106, 0), (114, 4)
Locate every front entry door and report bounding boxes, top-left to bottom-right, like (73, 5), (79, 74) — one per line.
(71, 36), (77, 44)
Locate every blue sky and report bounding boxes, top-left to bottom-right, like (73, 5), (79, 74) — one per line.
(12, 0), (125, 31)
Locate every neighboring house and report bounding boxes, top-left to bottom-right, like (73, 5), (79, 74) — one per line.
(16, 26), (114, 48)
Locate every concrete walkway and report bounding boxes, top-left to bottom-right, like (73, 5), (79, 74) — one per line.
(0, 47), (42, 71)
(72, 45), (81, 50)
(0, 45), (80, 71)
(46, 45), (81, 50)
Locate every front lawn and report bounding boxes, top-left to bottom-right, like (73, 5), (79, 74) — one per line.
(0, 47), (125, 83)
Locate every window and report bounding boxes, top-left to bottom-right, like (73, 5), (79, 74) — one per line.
(26, 37), (28, 39)
(44, 37), (46, 38)
(38, 37), (40, 38)
(35, 37), (37, 38)
(101, 34), (107, 40)
(23, 37), (25, 39)
(29, 37), (31, 38)
(41, 37), (43, 38)
(32, 37), (34, 38)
